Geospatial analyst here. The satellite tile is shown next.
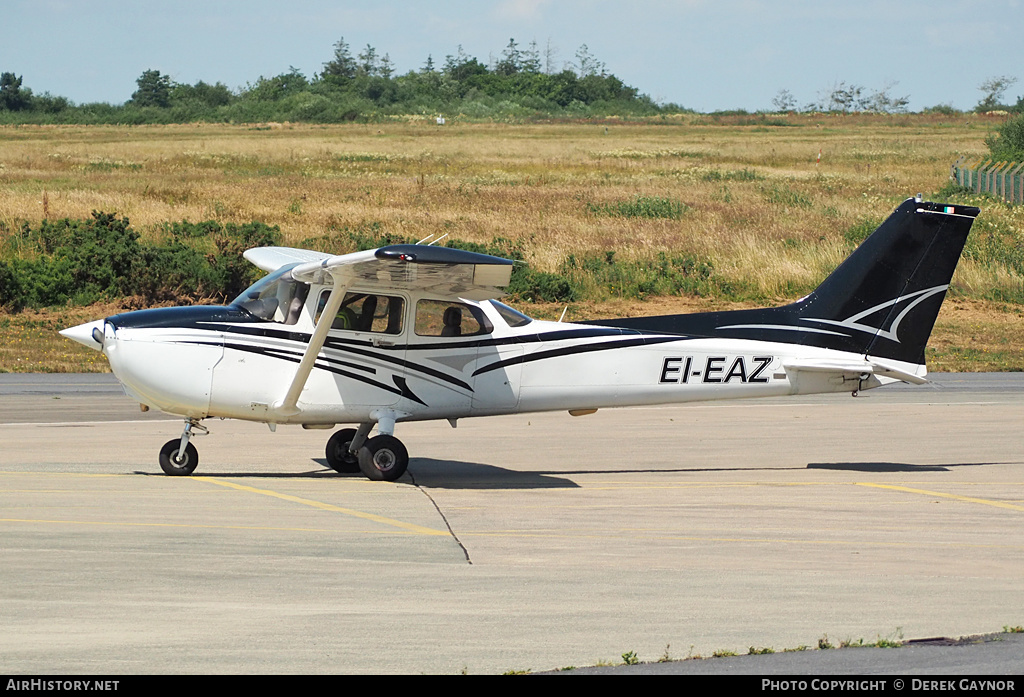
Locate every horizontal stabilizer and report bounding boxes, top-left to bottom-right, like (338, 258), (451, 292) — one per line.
(868, 362), (929, 385)
(782, 359), (927, 384)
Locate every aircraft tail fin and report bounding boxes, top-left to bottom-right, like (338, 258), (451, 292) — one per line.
(590, 198), (980, 366)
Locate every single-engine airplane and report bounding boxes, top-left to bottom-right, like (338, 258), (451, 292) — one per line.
(60, 196), (978, 481)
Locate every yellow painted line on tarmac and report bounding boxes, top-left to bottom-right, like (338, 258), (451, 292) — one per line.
(857, 483), (1024, 512)
(0, 420), (172, 427)
(194, 476), (448, 536)
(0, 517), (425, 535)
(452, 530), (1024, 550)
(577, 482), (816, 491)
(0, 471), (121, 478)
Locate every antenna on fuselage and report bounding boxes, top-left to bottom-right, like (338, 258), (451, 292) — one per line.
(558, 306), (568, 322)
(414, 232), (450, 246)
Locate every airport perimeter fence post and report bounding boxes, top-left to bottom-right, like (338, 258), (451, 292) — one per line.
(951, 157), (1023, 204)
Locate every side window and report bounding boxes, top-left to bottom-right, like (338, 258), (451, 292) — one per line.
(315, 291), (404, 335)
(415, 300), (492, 337)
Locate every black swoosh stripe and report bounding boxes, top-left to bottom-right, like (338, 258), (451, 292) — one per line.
(198, 323), (312, 344)
(400, 327), (634, 351)
(223, 342), (376, 375)
(185, 340), (456, 407)
(178, 323), (683, 392)
(241, 348), (401, 398)
(205, 322), (632, 352)
(189, 325), (472, 392)
(324, 339), (473, 392)
(184, 340), (398, 394)
(473, 336), (684, 376)
(392, 376), (426, 406)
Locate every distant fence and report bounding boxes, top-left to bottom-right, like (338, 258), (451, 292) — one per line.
(950, 157), (1024, 204)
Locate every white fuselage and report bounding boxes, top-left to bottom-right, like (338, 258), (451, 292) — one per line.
(98, 283), (905, 428)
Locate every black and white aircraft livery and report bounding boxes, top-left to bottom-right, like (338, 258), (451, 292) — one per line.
(60, 196), (979, 481)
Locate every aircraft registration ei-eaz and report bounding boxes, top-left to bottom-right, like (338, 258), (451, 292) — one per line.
(60, 196), (979, 481)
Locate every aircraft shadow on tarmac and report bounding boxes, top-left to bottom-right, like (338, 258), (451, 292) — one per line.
(133, 468), (342, 478)
(401, 459), (869, 488)
(400, 458), (581, 489)
(807, 461), (1008, 472)
(129, 459), (1011, 485)
(133, 458), (582, 489)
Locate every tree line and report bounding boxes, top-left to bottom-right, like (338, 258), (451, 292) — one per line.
(0, 38), (666, 124)
(770, 76), (1024, 116)
(0, 37), (1021, 160)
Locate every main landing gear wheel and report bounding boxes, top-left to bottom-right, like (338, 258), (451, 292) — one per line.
(358, 435), (409, 482)
(159, 440), (199, 476)
(325, 428), (361, 474)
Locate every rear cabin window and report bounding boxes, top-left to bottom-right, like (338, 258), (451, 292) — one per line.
(489, 300), (533, 327)
(315, 291), (404, 334)
(415, 300), (492, 337)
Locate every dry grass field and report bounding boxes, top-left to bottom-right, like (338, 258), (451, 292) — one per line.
(1, 114), (1022, 372)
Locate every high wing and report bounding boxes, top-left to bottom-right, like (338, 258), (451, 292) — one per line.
(245, 245), (515, 299)
(265, 243), (515, 416)
(243, 246), (332, 273)
(285, 244), (514, 301)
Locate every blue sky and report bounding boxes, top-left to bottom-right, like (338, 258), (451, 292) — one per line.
(5, 0), (1023, 112)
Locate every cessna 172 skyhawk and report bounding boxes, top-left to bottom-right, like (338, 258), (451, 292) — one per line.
(60, 196), (978, 481)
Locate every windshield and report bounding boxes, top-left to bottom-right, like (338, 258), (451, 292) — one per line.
(489, 299), (533, 327)
(232, 264), (309, 325)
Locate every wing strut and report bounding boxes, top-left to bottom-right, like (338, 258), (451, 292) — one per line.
(272, 281), (346, 417)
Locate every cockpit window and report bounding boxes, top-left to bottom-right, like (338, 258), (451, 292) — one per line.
(489, 300), (533, 327)
(315, 290), (405, 335)
(232, 264), (309, 325)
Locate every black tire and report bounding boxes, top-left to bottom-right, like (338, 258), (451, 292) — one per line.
(357, 435), (409, 482)
(325, 428), (360, 473)
(159, 439), (199, 476)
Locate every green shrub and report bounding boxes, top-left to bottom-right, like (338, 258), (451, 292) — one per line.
(700, 168), (762, 182)
(760, 184), (813, 208)
(962, 216), (1024, 278)
(159, 220), (223, 239)
(0, 212), (281, 310)
(985, 113), (1024, 161)
(562, 250), (714, 299)
(923, 103), (959, 115)
(587, 195), (688, 219)
(0, 213), (738, 310)
(935, 181), (977, 200)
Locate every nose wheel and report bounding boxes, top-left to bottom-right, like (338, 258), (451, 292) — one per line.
(158, 419), (207, 476)
(159, 440), (199, 476)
